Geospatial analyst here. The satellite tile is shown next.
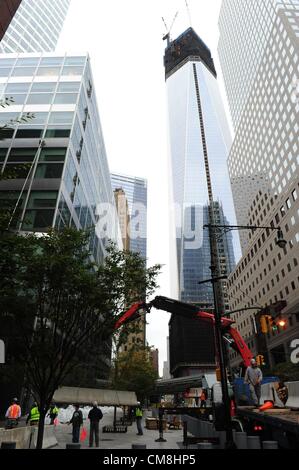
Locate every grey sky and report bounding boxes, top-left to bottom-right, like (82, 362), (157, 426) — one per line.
(58, 0), (232, 374)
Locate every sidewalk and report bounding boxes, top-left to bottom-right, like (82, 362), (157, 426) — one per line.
(54, 409), (183, 450)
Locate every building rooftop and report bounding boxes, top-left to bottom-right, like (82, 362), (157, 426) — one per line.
(164, 27), (217, 79)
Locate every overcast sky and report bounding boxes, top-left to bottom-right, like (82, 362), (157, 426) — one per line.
(58, 0), (231, 375)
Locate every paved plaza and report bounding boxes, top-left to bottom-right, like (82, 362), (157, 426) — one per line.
(54, 409), (184, 450)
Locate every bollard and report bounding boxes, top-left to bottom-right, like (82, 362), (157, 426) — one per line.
(235, 432), (248, 450)
(198, 442), (213, 449)
(66, 443), (81, 449)
(155, 408), (167, 443)
(262, 441), (278, 449)
(1, 442), (16, 449)
(247, 436), (261, 449)
(132, 444), (146, 449)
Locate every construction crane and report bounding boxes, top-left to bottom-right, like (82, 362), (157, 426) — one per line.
(162, 11), (179, 47)
(184, 0), (193, 27)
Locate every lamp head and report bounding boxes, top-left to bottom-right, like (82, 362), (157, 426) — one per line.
(275, 229), (287, 249)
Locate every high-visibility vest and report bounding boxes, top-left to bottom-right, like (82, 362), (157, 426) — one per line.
(51, 407), (59, 415)
(30, 407), (40, 422)
(136, 408), (143, 418)
(8, 404), (21, 419)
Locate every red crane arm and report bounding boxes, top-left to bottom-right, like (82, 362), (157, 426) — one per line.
(228, 327), (253, 368)
(114, 302), (145, 330)
(114, 296), (253, 367)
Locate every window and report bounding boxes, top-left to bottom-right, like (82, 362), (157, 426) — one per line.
(286, 198), (291, 210)
(7, 148), (37, 163)
(64, 57), (86, 66)
(36, 67), (61, 77)
(16, 57), (39, 67)
(31, 83), (56, 93)
(57, 82), (80, 93)
(26, 94), (53, 105)
(40, 57), (64, 67)
(12, 67), (37, 77)
(5, 83), (30, 94)
(39, 148), (66, 162)
(0, 68), (12, 77)
(15, 129), (43, 139)
(35, 163), (63, 179)
(54, 93), (77, 104)
(22, 191), (58, 231)
(49, 112), (74, 125)
(62, 66), (84, 76)
(292, 189), (298, 201)
(45, 128), (71, 138)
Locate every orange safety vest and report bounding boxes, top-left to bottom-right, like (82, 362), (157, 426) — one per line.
(8, 404), (20, 419)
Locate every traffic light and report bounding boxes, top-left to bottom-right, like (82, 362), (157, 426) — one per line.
(260, 316), (268, 334)
(256, 355), (265, 367)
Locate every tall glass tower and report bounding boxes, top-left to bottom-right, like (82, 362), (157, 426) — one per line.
(165, 28), (237, 376)
(0, 0), (71, 53)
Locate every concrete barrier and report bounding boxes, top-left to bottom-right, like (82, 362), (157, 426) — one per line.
(0, 425), (57, 449)
(260, 383), (274, 404)
(0, 426), (32, 449)
(33, 425), (58, 449)
(286, 382), (299, 409)
(235, 432), (248, 449)
(262, 441), (278, 449)
(247, 436), (261, 449)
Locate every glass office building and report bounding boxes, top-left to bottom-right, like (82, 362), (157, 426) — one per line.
(0, 53), (120, 265)
(164, 28), (237, 376)
(165, 28), (237, 307)
(0, 0), (70, 53)
(111, 172), (147, 260)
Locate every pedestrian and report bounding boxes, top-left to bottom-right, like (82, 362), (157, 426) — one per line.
(68, 404), (83, 443)
(26, 402), (40, 426)
(88, 401), (103, 448)
(244, 358), (263, 406)
(200, 389), (207, 408)
(48, 403), (59, 425)
(5, 398), (21, 429)
(135, 402), (143, 436)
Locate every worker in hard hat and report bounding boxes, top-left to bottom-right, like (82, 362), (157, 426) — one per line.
(244, 359), (263, 406)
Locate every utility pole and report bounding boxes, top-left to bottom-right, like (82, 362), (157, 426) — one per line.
(193, 63), (236, 449)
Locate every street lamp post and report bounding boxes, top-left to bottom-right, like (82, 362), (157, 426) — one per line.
(201, 223), (287, 449)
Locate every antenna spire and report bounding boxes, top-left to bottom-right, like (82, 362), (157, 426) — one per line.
(185, 0), (192, 27)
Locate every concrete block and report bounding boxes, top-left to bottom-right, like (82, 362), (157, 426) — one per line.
(235, 432), (248, 449)
(247, 436), (261, 449)
(262, 441), (278, 449)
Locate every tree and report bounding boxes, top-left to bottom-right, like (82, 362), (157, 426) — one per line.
(0, 229), (161, 448)
(112, 348), (159, 403)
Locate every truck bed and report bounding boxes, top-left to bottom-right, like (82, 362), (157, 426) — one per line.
(237, 406), (299, 434)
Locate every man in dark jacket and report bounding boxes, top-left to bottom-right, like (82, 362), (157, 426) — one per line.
(88, 401), (103, 448)
(69, 404), (83, 443)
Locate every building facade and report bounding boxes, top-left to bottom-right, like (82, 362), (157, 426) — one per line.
(113, 188), (130, 251)
(164, 28), (237, 377)
(0, 0), (70, 53)
(218, 1), (299, 369)
(0, 0), (22, 41)
(0, 53), (120, 265)
(111, 173), (147, 260)
(218, 0), (299, 130)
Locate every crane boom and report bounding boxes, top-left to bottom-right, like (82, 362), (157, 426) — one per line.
(114, 296), (253, 368)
